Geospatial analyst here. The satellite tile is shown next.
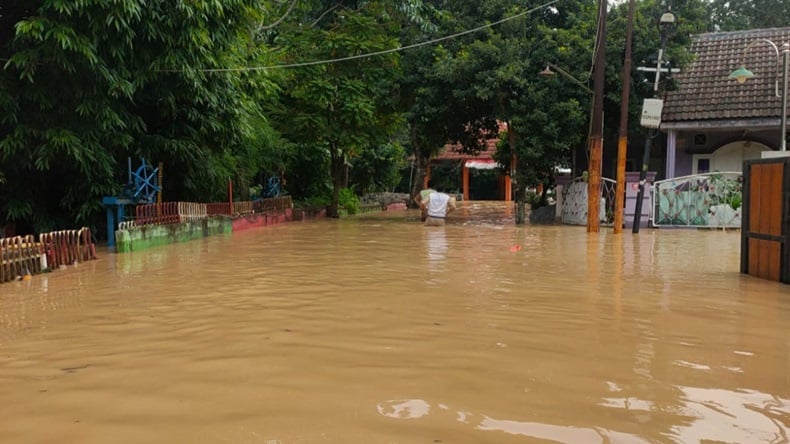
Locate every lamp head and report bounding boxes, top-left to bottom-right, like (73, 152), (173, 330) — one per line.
(658, 10), (677, 37)
(659, 11), (676, 26)
(728, 66), (755, 84)
(538, 66), (555, 77)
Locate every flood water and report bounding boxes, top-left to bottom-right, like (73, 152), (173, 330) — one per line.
(1, 202), (789, 443)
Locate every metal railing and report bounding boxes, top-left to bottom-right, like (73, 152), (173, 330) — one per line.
(560, 177), (617, 226)
(39, 227), (97, 269)
(127, 197), (293, 227)
(652, 172), (743, 228)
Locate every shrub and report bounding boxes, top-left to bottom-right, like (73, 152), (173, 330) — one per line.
(338, 188), (361, 215)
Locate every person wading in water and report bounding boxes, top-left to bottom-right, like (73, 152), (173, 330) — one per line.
(414, 180), (436, 222)
(419, 186), (456, 226)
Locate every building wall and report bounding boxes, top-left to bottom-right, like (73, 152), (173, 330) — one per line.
(670, 128), (779, 177)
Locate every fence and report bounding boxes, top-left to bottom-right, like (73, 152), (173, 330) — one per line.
(253, 196), (292, 213)
(1, 227), (97, 284)
(135, 202), (180, 225)
(202, 197), (292, 217)
(128, 197), (293, 227)
(39, 227), (97, 269)
(560, 177), (617, 226)
(652, 172), (743, 228)
(1, 235), (42, 283)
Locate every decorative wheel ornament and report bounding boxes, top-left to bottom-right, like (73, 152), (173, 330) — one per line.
(131, 159), (161, 203)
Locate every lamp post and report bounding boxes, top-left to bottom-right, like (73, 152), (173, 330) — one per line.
(539, 63), (595, 181)
(538, 63), (596, 222)
(632, 9), (677, 234)
(539, 0), (605, 233)
(729, 40), (789, 152)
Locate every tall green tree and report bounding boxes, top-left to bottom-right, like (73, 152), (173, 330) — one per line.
(271, 1), (404, 216)
(0, 0), (281, 234)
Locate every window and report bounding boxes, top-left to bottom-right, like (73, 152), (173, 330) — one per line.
(692, 155), (711, 174)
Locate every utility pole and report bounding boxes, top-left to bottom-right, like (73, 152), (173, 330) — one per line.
(587, 0), (607, 233)
(633, 10), (677, 233)
(613, 0), (635, 234)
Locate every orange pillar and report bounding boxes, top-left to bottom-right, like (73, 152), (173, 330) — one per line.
(504, 175), (512, 201)
(462, 161), (470, 201)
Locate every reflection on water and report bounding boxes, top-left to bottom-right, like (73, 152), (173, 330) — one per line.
(1, 202), (789, 443)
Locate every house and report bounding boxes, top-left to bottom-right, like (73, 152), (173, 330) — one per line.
(661, 27), (790, 177)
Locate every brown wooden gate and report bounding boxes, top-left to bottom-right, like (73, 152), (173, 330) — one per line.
(741, 157), (790, 283)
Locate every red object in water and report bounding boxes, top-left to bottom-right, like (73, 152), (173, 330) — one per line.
(509, 245), (522, 252)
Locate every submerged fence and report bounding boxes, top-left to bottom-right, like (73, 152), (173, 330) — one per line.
(132, 197), (293, 227)
(0, 235), (41, 283)
(1, 227), (96, 284)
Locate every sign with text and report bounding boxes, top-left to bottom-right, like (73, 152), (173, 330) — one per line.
(640, 98), (663, 128)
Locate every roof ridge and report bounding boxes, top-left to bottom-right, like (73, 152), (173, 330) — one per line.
(694, 27), (790, 40)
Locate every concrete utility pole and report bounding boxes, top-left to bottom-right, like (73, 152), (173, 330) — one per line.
(587, 0), (607, 233)
(613, 0), (635, 234)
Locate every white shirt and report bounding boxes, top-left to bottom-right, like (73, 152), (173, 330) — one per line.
(425, 192), (451, 218)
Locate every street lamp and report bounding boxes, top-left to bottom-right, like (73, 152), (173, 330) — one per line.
(538, 62), (596, 225)
(632, 9), (677, 234)
(539, 0), (606, 233)
(539, 63), (593, 94)
(728, 40), (789, 152)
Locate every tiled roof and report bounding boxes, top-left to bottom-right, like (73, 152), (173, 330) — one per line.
(435, 137), (498, 160)
(662, 27), (790, 127)
(434, 121), (506, 161)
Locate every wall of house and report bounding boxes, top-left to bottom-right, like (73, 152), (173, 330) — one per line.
(670, 128), (778, 177)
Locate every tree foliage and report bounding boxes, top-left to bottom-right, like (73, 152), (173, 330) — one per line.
(707, 0), (790, 31)
(269, 1), (408, 216)
(0, 0), (280, 233)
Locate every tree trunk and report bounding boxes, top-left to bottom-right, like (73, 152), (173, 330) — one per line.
(515, 183), (527, 225)
(235, 173), (250, 201)
(409, 155), (429, 208)
(409, 128), (429, 208)
(329, 145), (343, 218)
(508, 122), (527, 224)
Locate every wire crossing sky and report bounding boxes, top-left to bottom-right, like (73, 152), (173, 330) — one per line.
(164, 0), (560, 73)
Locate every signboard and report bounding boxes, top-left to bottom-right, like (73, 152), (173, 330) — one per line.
(640, 98), (663, 128)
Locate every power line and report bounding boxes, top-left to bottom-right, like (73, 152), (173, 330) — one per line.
(163, 0), (559, 73)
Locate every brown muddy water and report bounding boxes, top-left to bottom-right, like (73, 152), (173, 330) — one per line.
(1, 202), (789, 444)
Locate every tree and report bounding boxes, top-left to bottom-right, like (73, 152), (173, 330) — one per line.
(0, 0), (281, 233)
(708, 0), (790, 31)
(403, 0), (594, 223)
(271, 1), (404, 217)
